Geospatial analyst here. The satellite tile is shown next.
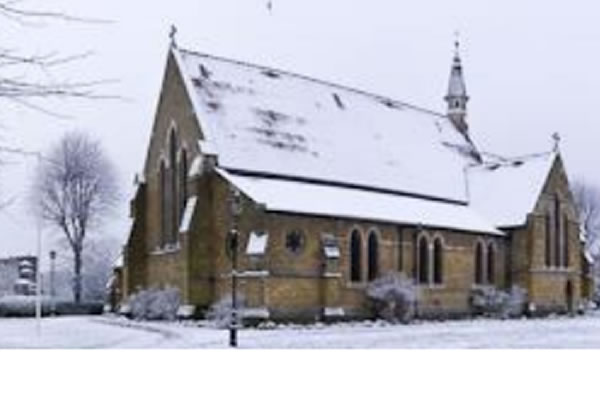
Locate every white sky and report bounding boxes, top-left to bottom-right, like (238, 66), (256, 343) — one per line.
(1, 0), (600, 265)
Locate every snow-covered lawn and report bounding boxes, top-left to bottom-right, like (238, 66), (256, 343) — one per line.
(2, 313), (600, 348)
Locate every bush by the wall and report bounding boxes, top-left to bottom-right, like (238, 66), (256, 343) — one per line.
(127, 287), (181, 321)
(469, 285), (527, 318)
(366, 273), (418, 323)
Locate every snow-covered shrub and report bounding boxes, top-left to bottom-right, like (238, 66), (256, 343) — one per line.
(366, 272), (418, 323)
(469, 285), (526, 318)
(0, 295), (52, 317)
(128, 286), (181, 321)
(206, 295), (246, 329)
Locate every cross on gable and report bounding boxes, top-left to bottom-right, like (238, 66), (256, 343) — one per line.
(169, 25), (178, 47)
(552, 132), (561, 152)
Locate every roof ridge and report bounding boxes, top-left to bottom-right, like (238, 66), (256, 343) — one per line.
(177, 47), (447, 119)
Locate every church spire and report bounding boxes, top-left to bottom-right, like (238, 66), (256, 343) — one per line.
(445, 37), (469, 135)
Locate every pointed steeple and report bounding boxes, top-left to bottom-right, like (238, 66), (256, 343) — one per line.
(445, 38), (469, 135)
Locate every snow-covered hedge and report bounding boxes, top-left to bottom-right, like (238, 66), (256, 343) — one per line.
(366, 273), (418, 323)
(127, 287), (181, 321)
(469, 285), (527, 318)
(206, 295), (246, 329)
(0, 295), (103, 317)
(0, 295), (51, 317)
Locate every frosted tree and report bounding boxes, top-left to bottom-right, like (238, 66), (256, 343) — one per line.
(32, 132), (119, 303)
(572, 180), (600, 259)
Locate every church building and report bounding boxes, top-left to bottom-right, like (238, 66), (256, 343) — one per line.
(121, 39), (593, 321)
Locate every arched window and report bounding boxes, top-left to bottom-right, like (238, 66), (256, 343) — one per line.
(554, 196), (561, 266)
(367, 232), (379, 281)
(475, 242), (484, 285)
(168, 130), (178, 244)
(179, 148), (188, 222)
(563, 214), (569, 267)
(545, 211), (552, 267)
(159, 161), (167, 247)
(433, 238), (443, 285)
(487, 243), (495, 285)
(350, 230), (362, 283)
(418, 236), (429, 284)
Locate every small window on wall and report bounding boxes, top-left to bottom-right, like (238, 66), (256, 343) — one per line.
(285, 230), (305, 255)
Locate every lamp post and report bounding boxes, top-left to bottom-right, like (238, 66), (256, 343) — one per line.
(229, 188), (242, 347)
(49, 250), (57, 315)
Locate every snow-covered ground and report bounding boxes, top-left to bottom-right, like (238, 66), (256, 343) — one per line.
(2, 313), (600, 349)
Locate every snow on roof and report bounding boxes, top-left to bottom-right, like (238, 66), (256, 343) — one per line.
(174, 47), (478, 204)
(179, 196), (198, 233)
(218, 168), (501, 235)
(188, 155), (203, 178)
(468, 152), (556, 228)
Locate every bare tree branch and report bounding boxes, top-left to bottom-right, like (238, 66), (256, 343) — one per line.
(0, 1), (112, 25)
(572, 179), (600, 258)
(0, 0), (116, 120)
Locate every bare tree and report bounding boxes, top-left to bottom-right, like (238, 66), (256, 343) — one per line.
(32, 132), (119, 303)
(571, 179), (600, 258)
(0, 1), (112, 116)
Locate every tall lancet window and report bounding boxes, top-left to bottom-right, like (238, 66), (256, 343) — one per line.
(159, 161), (167, 248)
(350, 230), (362, 283)
(367, 232), (379, 282)
(563, 214), (569, 267)
(487, 243), (495, 285)
(475, 242), (484, 285)
(179, 148), (188, 223)
(545, 211), (552, 267)
(168, 130), (178, 244)
(418, 236), (429, 285)
(554, 196), (561, 267)
(433, 238), (444, 285)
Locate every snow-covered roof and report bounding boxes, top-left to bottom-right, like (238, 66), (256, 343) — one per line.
(179, 196), (198, 233)
(468, 152), (556, 228)
(218, 169), (501, 235)
(174, 47), (478, 204)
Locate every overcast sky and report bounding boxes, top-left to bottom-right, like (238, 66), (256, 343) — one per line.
(1, 0), (599, 266)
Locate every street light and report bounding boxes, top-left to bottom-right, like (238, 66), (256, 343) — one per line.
(228, 187), (242, 348)
(49, 250), (57, 315)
